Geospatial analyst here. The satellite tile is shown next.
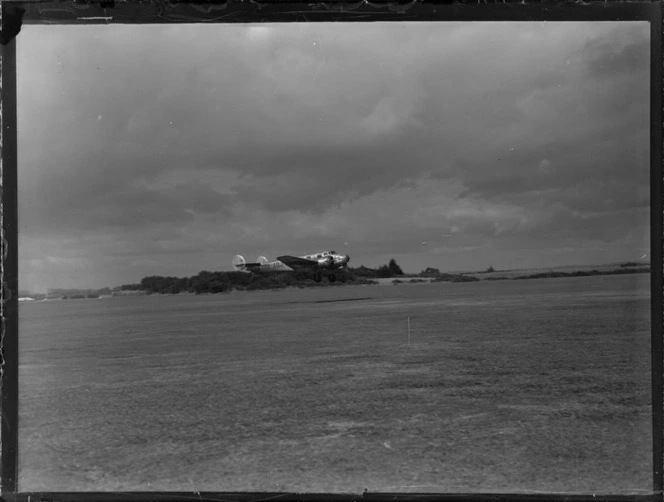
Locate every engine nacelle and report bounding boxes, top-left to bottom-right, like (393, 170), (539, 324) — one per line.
(317, 256), (334, 268)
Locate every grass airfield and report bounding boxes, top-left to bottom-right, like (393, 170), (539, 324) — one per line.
(19, 274), (652, 494)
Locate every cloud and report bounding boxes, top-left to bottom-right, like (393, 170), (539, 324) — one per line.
(16, 22), (651, 289)
(581, 24), (650, 78)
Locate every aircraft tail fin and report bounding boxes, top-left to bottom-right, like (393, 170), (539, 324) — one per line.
(232, 254), (247, 272)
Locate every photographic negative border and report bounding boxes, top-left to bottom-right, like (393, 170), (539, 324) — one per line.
(1, 1), (662, 501)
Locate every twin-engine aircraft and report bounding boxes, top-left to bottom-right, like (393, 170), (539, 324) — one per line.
(232, 250), (350, 283)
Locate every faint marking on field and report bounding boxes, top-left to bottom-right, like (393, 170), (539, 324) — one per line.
(326, 420), (372, 431)
(278, 297), (375, 305)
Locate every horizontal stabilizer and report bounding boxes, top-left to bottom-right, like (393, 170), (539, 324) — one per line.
(232, 254), (264, 272)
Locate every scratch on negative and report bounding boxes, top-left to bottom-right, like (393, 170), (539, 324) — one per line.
(0, 3), (5, 386)
(77, 16), (113, 22)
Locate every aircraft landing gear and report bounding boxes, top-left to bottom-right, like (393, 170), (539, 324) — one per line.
(328, 274), (336, 283)
(314, 272), (322, 283)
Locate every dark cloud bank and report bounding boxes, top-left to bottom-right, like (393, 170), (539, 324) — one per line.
(17, 22), (650, 291)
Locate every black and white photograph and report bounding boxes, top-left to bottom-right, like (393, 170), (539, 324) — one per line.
(14, 14), (654, 495)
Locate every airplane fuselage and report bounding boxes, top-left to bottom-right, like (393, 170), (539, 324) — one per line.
(256, 260), (293, 272)
(232, 250), (350, 282)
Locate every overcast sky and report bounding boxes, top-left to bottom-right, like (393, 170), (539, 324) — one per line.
(17, 21), (650, 292)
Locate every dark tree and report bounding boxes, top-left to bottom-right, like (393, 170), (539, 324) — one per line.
(377, 264), (391, 278)
(388, 259), (404, 276)
(120, 283), (144, 291)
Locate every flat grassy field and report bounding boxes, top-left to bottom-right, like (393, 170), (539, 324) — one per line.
(18, 274), (652, 494)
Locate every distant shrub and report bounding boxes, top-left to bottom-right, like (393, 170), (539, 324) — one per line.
(393, 278), (428, 284)
(513, 268), (650, 280)
(451, 275), (480, 283)
(135, 266), (380, 294)
(514, 271), (571, 279)
(120, 283), (144, 291)
(349, 259), (404, 278)
(431, 274), (479, 283)
(419, 267), (440, 277)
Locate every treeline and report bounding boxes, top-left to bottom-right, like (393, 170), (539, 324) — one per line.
(348, 259), (404, 278)
(513, 267), (651, 280)
(393, 274), (479, 285)
(62, 294), (102, 300)
(49, 287), (115, 298)
(416, 267), (478, 282)
(119, 260), (653, 295)
(124, 259), (408, 295)
(133, 271), (373, 295)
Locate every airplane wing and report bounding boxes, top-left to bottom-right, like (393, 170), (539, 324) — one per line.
(277, 255), (318, 270)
